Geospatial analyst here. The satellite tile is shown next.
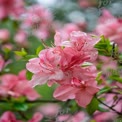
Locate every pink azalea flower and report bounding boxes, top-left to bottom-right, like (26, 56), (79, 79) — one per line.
(22, 5), (52, 27)
(26, 47), (64, 86)
(0, 0), (25, 19)
(0, 70), (39, 100)
(54, 23), (80, 41)
(33, 29), (49, 40)
(28, 112), (43, 122)
(104, 92), (122, 113)
(38, 103), (60, 117)
(14, 30), (28, 47)
(18, 70), (27, 80)
(2, 43), (13, 52)
(0, 29), (10, 42)
(94, 111), (116, 122)
(57, 112), (87, 122)
(0, 111), (22, 122)
(14, 79), (40, 101)
(60, 47), (89, 71)
(26, 45), (90, 87)
(67, 112), (87, 122)
(26, 31), (99, 107)
(0, 55), (5, 72)
(116, 82), (122, 89)
(54, 31), (98, 61)
(95, 10), (122, 51)
(0, 111), (43, 122)
(54, 77), (98, 108)
(21, 5), (52, 40)
(56, 114), (70, 122)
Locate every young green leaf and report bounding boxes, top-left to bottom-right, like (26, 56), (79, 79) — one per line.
(36, 46), (43, 55)
(13, 102), (28, 111)
(94, 36), (117, 57)
(14, 48), (27, 57)
(86, 97), (99, 115)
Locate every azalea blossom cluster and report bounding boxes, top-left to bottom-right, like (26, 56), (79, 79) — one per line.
(0, 0), (122, 121)
(0, 0), (25, 20)
(26, 31), (99, 108)
(95, 10), (122, 51)
(0, 111), (43, 122)
(53, 23), (80, 41)
(0, 70), (39, 101)
(21, 4), (53, 40)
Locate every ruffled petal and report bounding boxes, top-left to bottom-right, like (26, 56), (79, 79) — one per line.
(54, 85), (78, 101)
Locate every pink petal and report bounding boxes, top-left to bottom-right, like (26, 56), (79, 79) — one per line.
(28, 112), (43, 122)
(1, 74), (18, 88)
(16, 81), (40, 101)
(49, 69), (64, 81)
(75, 90), (93, 108)
(18, 70), (27, 80)
(54, 85), (78, 101)
(23, 87), (40, 101)
(86, 86), (99, 95)
(0, 6), (7, 19)
(0, 55), (5, 71)
(26, 58), (41, 74)
(54, 31), (62, 46)
(30, 73), (49, 87)
(0, 111), (22, 122)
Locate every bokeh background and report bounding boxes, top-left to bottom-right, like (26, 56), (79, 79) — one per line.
(0, 0), (122, 121)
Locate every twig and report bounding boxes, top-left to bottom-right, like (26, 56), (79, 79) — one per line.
(95, 96), (122, 115)
(25, 99), (61, 103)
(0, 99), (61, 103)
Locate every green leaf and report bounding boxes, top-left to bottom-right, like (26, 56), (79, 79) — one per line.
(97, 87), (111, 96)
(23, 55), (37, 60)
(36, 46), (43, 55)
(26, 70), (33, 80)
(11, 96), (26, 103)
(109, 75), (122, 83)
(27, 35), (44, 54)
(115, 117), (122, 122)
(13, 102), (28, 111)
(118, 54), (122, 64)
(94, 36), (117, 57)
(86, 97), (99, 115)
(96, 72), (102, 81)
(98, 106), (109, 112)
(96, 72), (103, 85)
(4, 60), (26, 74)
(14, 48), (27, 57)
(2, 47), (11, 54)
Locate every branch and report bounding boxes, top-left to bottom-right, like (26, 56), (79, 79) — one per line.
(0, 99), (61, 103)
(95, 96), (122, 115)
(25, 99), (61, 103)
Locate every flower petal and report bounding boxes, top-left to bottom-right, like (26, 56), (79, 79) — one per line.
(75, 90), (93, 108)
(26, 58), (41, 74)
(54, 85), (78, 101)
(30, 73), (49, 87)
